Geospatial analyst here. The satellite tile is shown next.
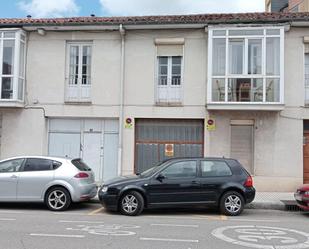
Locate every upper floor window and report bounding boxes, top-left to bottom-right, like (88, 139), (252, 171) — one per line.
(65, 42), (92, 102)
(0, 29), (26, 103)
(208, 27), (284, 104)
(155, 38), (184, 105)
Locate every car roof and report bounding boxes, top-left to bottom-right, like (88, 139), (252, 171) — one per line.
(0, 156), (74, 163)
(161, 157), (237, 162)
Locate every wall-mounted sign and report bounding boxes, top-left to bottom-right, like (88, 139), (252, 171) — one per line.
(165, 144), (174, 157)
(206, 118), (216, 131)
(125, 117), (133, 129)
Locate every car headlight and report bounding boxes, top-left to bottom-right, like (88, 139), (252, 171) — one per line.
(101, 186), (108, 193)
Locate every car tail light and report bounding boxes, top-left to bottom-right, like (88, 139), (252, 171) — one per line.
(244, 175), (253, 187)
(74, 172), (89, 178)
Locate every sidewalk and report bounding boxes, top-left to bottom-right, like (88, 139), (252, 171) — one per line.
(246, 192), (296, 210)
(91, 192), (297, 211)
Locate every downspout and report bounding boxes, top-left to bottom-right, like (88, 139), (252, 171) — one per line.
(117, 24), (126, 176)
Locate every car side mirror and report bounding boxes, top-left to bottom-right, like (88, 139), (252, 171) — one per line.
(156, 174), (165, 182)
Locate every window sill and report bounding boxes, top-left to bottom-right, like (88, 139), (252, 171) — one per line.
(206, 102), (284, 111)
(155, 101), (183, 107)
(64, 100), (92, 105)
(0, 100), (24, 108)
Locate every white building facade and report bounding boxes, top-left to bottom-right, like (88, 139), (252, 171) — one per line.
(0, 13), (308, 191)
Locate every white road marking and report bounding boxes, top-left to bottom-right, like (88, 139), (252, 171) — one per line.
(140, 237), (199, 243)
(212, 225), (309, 249)
(59, 220), (105, 224)
(30, 233), (85, 238)
(0, 211), (24, 214)
(227, 218), (280, 223)
(52, 212), (90, 216)
(0, 218), (16, 221)
(150, 223), (199, 228)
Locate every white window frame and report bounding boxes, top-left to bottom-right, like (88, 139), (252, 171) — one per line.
(65, 41), (92, 102)
(207, 26), (284, 105)
(155, 55), (184, 104)
(0, 28), (26, 103)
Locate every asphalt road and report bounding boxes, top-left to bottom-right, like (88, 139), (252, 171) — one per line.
(0, 202), (308, 249)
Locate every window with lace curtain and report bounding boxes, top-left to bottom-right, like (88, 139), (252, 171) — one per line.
(208, 27), (284, 106)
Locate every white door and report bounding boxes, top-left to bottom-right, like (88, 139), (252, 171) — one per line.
(103, 133), (119, 181)
(49, 133), (81, 158)
(83, 133), (102, 182)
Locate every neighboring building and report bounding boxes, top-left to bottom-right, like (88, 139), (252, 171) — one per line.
(265, 0), (288, 12)
(1, 12), (309, 191)
(266, 0), (309, 12)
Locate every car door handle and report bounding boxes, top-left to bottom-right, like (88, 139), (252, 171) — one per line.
(10, 175), (18, 179)
(191, 181), (200, 185)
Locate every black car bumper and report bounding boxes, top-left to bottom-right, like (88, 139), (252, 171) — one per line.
(244, 187), (256, 204)
(98, 192), (119, 211)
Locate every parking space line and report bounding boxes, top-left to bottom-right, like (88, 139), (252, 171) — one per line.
(0, 218), (16, 221)
(59, 220), (105, 224)
(30, 233), (85, 238)
(0, 211), (24, 214)
(227, 218), (280, 222)
(150, 223), (199, 228)
(140, 237), (199, 243)
(87, 207), (104, 216)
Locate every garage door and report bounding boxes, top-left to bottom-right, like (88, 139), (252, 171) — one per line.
(135, 119), (204, 173)
(48, 119), (118, 182)
(230, 121), (254, 174)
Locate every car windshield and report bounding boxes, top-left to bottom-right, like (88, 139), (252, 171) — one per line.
(140, 161), (169, 178)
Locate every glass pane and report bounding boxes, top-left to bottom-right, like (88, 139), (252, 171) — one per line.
(158, 76), (167, 85)
(229, 29), (263, 36)
(213, 30), (226, 36)
(18, 78), (23, 100)
(248, 39), (262, 74)
(0, 159), (24, 173)
(201, 161), (232, 177)
(266, 29), (280, 35)
(266, 78), (280, 102)
(2, 40), (15, 75)
(212, 79), (225, 102)
(229, 39), (244, 74)
(159, 65), (167, 75)
(171, 76), (181, 85)
(228, 78), (263, 102)
(161, 161), (197, 178)
(1, 77), (13, 99)
(212, 38), (226, 76)
(172, 65), (181, 75)
(158, 56), (168, 65)
(3, 32), (15, 38)
(172, 56), (181, 65)
(266, 37), (280, 75)
(19, 42), (25, 77)
(69, 46), (79, 85)
(305, 54), (309, 104)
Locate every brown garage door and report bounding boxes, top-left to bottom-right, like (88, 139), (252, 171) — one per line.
(304, 132), (309, 184)
(135, 119), (204, 173)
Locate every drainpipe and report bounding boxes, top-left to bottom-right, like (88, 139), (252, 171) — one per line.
(117, 24), (126, 176)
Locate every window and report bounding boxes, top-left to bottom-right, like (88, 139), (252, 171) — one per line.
(23, 158), (52, 171)
(0, 159), (24, 173)
(157, 56), (183, 104)
(71, 159), (91, 171)
(160, 161), (197, 178)
(66, 42), (92, 102)
(209, 27), (283, 104)
(201, 160), (232, 177)
(0, 30), (26, 102)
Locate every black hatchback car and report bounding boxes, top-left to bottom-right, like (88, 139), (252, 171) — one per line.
(99, 157), (255, 216)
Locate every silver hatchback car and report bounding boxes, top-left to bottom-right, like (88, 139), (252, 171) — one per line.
(0, 156), (97, 211)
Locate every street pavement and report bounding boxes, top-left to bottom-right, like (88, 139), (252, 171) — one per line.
(0, 202), (308, 249)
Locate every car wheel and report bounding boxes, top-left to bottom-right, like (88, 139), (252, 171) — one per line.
(220, 191), (244, 216)
(45, 187), (71, 211)
(119, 191), (144, 216)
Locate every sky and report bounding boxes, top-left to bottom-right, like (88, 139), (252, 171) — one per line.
(0, 0), (265, 18)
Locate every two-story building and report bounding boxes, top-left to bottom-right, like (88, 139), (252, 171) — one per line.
(0, 12), (309, 191)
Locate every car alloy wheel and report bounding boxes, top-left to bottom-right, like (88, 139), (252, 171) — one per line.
(224, 195), (241, 214)
(45, 187), (71, 211)
(220, 191), (244, 216)
(119, 191), (144, 216)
